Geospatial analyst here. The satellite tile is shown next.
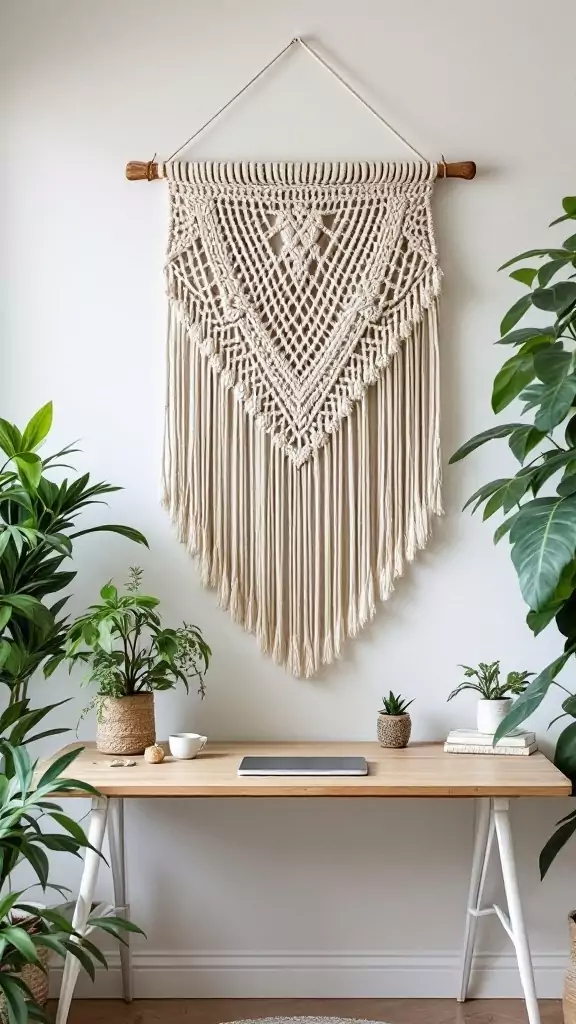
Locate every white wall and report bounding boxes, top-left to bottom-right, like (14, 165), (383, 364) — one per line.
(2, 0), (576, 999)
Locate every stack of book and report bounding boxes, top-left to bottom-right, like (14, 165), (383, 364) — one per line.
(444, 729), (537, 755)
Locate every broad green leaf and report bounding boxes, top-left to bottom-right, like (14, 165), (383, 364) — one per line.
(534, 343), (572, 385)
(449, 423), (526, 464)
(538, 260), (569, 287)
(532, 281), (576, 313)
(21, 401), (53, 451)
(558, 468), (576, 497)
(510, 496), (576, 610)
(491, 352), (536, 413)
(521, 375), (576, 432)
(1, 595), (53, 631)
(500, 294), (532, 336)
(564, 233), (576, 251)
(556, 591), (576, 638)
(527, 562), (576, 635)
(554, 722), (576, 781)
(508, 425), (546, 463)
(100, 582), (118, 602)
(97, 618), (113, 654)
(540, 810), (576, 878)
(0, 605), (12, 632)
(495, 326), (555, 347)
(14, 452), (42, 490)
(2, 925), (41, 964)
(482, 476), (531, 520)
(493, 653), (572, 744)
(510, 267), (537, 287)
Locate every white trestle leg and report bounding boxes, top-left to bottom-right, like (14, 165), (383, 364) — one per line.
(459, 797), (540, 1024)
(108, 797), (132, 1002)
(459, 797), (493, 1001)
(493, 797), (540, 1024)
(55, 796), (108, 1024)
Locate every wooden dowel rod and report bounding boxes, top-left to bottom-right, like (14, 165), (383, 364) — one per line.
(125, 159), (476, 182)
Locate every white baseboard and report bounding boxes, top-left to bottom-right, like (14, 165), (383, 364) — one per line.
(49, 949), (567, 1000)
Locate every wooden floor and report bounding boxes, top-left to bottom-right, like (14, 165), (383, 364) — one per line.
(52, 998), (563, 1024)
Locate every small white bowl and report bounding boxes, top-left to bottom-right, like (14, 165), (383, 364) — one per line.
(168, 733), (207, 760)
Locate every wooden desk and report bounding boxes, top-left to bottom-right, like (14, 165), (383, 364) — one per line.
(48, 741), (570, 1024)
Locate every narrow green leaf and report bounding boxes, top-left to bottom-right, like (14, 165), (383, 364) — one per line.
(449, 423), (526, 464)
(2, 925), (41, 964)
(495, 326), (555, 347)
(540, 812), (576, 878)
(499, 248), (568, 270)
(493, 653), (571, 744)
(491, 352), (536, 413)
(500, 294), (532, 336)
(70, 525), (148, 547)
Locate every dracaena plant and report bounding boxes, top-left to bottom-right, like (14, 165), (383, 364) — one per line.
(450, 194), (576, 874)
(56, 567), (211, 703)
(447, 662), (531, 702)
(0, 741), (143, 1024)
(0, 402), (147, 708)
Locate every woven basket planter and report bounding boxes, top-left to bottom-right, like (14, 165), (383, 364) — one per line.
(96, 693), (156, 755)
(0, 946), (49, 1021)
(564, 913), (576, 1024)
(377, 712), (412, 748)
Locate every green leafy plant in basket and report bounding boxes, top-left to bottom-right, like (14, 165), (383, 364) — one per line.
(449, 194), (576, 873)
(53, 567), (212, 755)
(0, 401), (147, 710)
(0, 740), (144, 1024)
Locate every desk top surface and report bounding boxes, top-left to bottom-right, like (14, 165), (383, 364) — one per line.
(44, 741), (571, 798)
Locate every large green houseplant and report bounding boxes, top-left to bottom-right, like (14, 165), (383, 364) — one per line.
(0, 402), (147, 706)
(451, 194), (576, 873)
(0, 735), (142, 1024)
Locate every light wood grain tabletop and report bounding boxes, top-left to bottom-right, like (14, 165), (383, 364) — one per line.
(42, 741), (571, 798)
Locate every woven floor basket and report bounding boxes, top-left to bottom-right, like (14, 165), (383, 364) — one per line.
(96, 693), (156, 755)
(0, 946), (49, 1021)
(564, 913), (576, 1024)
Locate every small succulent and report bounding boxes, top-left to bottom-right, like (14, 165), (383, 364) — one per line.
(448, 661), (532, 702)
(379, 691), (414, 716)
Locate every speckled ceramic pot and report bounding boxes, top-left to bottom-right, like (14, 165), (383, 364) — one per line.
(377, 712), (412, 748)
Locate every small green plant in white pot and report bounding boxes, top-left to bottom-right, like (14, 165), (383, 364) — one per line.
(377, 691), (414, 748)
(448, 661), (531, 734)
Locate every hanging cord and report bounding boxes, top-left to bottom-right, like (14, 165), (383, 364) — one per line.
(296, 38), (428, 162)
(166, 36), (429, 163)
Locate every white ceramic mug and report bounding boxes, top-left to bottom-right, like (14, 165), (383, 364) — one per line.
(168, 733), (207, 760)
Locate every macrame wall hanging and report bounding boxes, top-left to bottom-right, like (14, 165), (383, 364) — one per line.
(127, 37), (475, 678)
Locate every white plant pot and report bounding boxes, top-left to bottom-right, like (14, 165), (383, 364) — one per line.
(476, 697), (512, 735)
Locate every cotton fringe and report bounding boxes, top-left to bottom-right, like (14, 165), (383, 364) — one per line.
(161, 161), (443, 677)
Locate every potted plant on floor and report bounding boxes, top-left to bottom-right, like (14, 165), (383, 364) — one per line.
(0, 741), (143, 1023)
(55, 567), (212, 755)
(447, 661), (531, 734)
(449, 193), (576, 1020)
(0, 401), (147, 708)
(377, 691), (414, 748)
